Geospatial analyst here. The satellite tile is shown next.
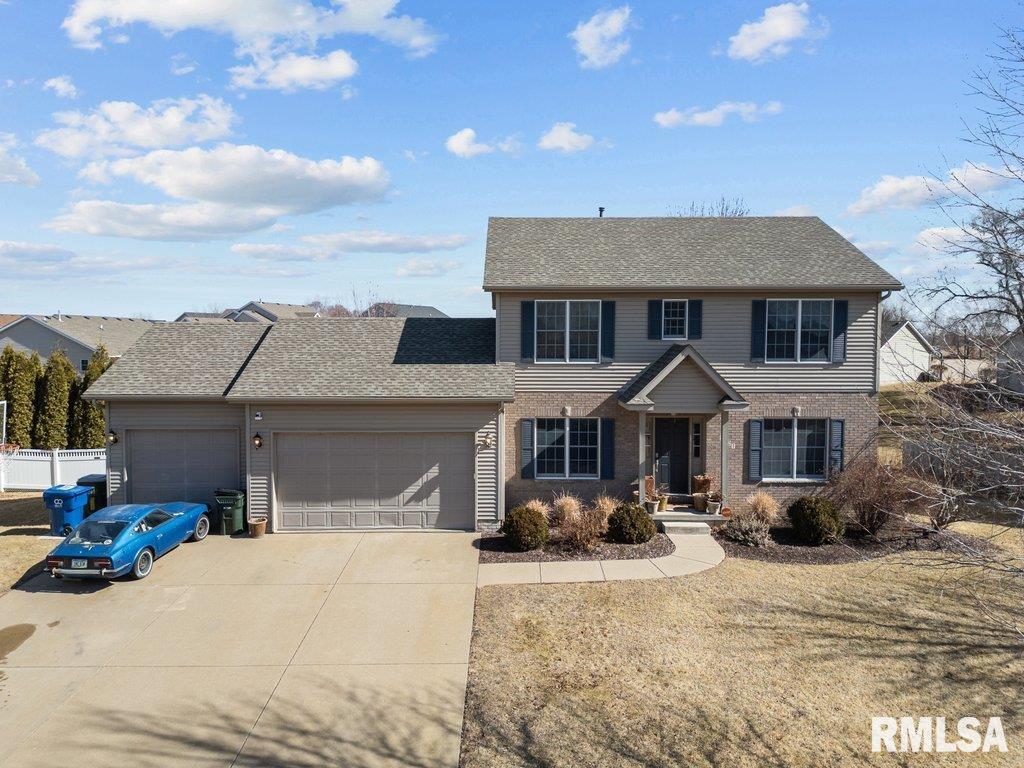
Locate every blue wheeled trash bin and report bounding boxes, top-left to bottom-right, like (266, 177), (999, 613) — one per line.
(42, 484), (94, 536)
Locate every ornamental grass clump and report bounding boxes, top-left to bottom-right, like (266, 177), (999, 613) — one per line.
(561, 506), (608, 552)
(550, 492), (582, 526)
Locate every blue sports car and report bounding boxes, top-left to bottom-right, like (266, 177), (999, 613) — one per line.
(45, 502), (211, 580)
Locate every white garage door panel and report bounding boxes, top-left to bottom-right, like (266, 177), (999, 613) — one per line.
(128, 429), (239, 504)
(276, 431), (474, 530)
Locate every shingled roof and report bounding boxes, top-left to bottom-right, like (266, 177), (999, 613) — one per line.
(226, 318), (513, 401)
(6, 314), (162, 357)
(84, 324), (269, 400)
(483, 217), (903, 291)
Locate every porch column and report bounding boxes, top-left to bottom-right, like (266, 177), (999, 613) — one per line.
(719, 410), (729, 502)
(638, 411), (646, 503)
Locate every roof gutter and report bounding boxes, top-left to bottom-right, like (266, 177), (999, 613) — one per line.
(482, 283), (904, 293)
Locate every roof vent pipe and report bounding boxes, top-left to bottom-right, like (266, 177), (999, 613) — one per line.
(598, 206), (605, 218)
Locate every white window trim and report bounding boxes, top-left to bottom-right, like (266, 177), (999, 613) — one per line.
(534, 299), (602, 364)
(761, 417), (828, 481)
(534, 417), (600, 480)
(764, 298), (834, 364)
(661, 299), (688, 340)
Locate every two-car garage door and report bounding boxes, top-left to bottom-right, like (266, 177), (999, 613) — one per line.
(275, 432), (475, 531)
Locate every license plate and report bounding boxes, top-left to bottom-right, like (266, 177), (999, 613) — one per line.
(71, 558), (88, 569)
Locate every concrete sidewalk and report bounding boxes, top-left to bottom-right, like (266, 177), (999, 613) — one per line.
(0, 531), (479, 768)
(477, 533), (725, 586)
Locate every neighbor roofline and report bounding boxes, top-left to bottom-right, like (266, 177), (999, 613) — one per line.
(222, 395), (515, 404)
(482, 283), (904, 293)
(885, 320), (938, 356)
(0, 315), (97, 352)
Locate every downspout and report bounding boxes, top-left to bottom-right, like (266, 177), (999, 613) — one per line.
(875, 291), (892, 393)
(496, 404), (506, 520)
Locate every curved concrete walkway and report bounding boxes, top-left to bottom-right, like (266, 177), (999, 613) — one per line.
(477, 533), (725, 586)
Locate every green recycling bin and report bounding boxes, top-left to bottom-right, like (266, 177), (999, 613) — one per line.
(213, 488), (246, 535)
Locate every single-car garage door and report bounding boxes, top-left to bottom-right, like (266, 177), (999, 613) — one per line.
(128, 429), (240, 504)
(275, 432), (475, 530)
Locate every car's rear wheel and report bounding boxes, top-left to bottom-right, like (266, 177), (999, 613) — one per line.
(132, 549), (154, 579)
(192, 514), (210, 541)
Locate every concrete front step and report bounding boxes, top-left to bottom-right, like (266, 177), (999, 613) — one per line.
(654, 511), (726, 524)
(660, 521), (712, 535)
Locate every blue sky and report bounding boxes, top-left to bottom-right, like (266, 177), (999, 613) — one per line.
(0, 1), (1016, 319)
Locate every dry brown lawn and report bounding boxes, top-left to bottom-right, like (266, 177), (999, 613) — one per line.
(0, 491), (54, 594)
(462, 527), (1024, 767)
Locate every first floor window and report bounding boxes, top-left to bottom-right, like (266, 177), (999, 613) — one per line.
(536, 417), (599, 478)
(762, 418), (828, 479)
(766, 299), (833, 362)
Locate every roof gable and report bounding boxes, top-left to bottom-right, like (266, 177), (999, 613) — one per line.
(484, 216), (903, 291)
(619, 343), (746, 410)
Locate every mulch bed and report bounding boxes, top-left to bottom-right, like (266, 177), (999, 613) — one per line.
(714, 523), (999, 565)
(478, 531), (675, 563)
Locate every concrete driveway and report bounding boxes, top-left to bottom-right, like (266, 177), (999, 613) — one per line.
(0, 531), (480, 768)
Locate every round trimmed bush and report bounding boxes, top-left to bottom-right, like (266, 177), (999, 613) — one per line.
(500, 505), (549, 551)
(787, 496), (844, 545)
(607, 502), (656, 544)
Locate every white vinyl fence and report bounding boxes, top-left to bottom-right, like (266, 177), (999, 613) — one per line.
(1, 449), (107, 492)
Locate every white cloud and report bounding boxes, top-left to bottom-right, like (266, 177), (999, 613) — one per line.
(82, 144), (389, 211)
(170, 53), (197, 75)
(43, 75), (78, 98)
(569, 6), (631, 69)
(537, 122), (595, 153)
(396, 257), (460, 277)
(727, 2), (826, 62)
(654, 100), (782, 128)
(47, 201), (279, 240)
(0, 239), (173, 278)
(774, 204), (813, 216)
(62, 0), (441, 64)
(846, 162), (1012, 216)
(35, 94), (236, 158)
(230, 49), (358, 91)
(0, 134), (39, 186)
(232, 230), (471, 261)
(445, 128), (492, 158)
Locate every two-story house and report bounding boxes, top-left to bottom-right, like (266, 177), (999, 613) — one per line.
(86, 216), (901, 532)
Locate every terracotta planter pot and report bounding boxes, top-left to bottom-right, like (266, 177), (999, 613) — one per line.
(692, 493), (708, 512)
(249, 517), (267, 538)
(658, 496), (669, 511)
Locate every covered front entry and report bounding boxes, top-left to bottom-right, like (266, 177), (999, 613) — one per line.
(654, 418), (690, 493)
(127, 428), (240, 503)
(275, 431), (476, 531)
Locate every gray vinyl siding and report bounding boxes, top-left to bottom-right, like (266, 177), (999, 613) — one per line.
(496, 291), (879, 393)
(105, 401), (247, 504)
(244, 403), (500, 530)
(648, 361), (725, 413)
(0, 322), (94, 369)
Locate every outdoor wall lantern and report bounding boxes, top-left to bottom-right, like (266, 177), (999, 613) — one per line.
(252, 433), (264, 449)
(106, 430), (118, 445)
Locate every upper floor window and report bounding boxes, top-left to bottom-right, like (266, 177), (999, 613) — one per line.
(535, 300), (600, 362)
(766, 299), (832, 362)
(662, 300), (688, 339)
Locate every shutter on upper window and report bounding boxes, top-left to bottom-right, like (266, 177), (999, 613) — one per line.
(688, 299), (703, 340)
(750, 300), (767, 362)
(600, 301), (615, 360)
(520, 301), (535, 360)
(832, 300), (849, 362)
(648, 300), (663, 340)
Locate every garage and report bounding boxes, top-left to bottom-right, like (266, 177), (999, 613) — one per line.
(275, 431), (475, 530)
(128, 429), (240, 504)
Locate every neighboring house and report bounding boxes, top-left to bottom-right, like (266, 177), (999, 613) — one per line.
(0, 314), (161, 372)
(879, 320), (936, 385)
(363, 302), (448, 318)
(929, 352), (995, 383)
(86, 216), (901, 531)
(997, 334), (1024, 393)
(175, 302), (319, 324)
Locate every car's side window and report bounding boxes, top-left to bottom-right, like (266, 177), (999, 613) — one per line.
(142, 510), (172, 530)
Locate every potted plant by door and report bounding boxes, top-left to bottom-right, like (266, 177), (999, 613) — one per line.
(692, 492), (708, 512)
(692, 474), (713, 494)
(707, 491), (723, 515)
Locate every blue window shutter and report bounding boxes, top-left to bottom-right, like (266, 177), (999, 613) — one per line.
(829, 419), (845, 474)
(688, 300), (703, 340)
(747, 419), (763, 481)
(520, 419), (535, 479)
(832, 300), (848, 362)
(751, 300), (767, 362)
(520, 301), (535, 360)
(600, 419), (615, 479)
(601, 300), (615, 360)
(648, 300), (663, 339)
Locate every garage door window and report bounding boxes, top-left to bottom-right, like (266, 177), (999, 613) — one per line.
(536, 418), (599, 479)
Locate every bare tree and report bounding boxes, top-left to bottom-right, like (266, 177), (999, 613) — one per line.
(669, 196), (750, 217)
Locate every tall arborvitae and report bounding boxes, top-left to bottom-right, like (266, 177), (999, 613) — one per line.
(69, 346), (112, 448)
(0, 346), (15, 444)
(33, 350), (76, 450)
(3, 349), (37, 448)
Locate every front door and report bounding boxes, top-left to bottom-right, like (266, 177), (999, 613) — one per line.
(654, 418), (690, 494)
